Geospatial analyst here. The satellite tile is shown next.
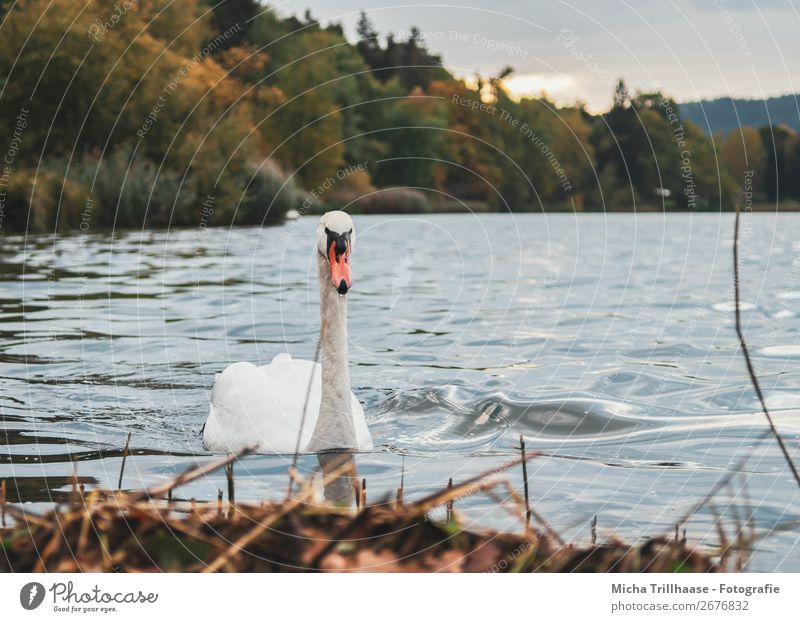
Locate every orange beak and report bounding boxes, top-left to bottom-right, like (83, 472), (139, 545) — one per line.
(329, 240), (352, 295)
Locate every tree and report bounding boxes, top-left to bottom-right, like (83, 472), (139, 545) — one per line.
(720, 126), (766, 191)
(205, 0), (260, 50)
(356, 11), (383, 71)
(373, 88), (449, 189)
(353, 12), (448, 90)
(760, 124), (797, 203)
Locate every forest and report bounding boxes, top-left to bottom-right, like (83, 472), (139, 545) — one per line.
(0, 0), (798, 232)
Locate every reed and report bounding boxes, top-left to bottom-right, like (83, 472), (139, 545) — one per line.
(446, 478), (454, 524)
(117, 432), (132, 490)
(519, 435), (531, 529)
(733, 205), (800, 488)
(0, 453), (715, 573)
(225, 459), (235, 519)
(396, 455), (405, 507)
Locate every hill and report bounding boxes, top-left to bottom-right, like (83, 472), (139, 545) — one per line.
(680, 94), (800, 134)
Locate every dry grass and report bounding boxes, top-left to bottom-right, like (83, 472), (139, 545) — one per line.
(0, 451), (716, 573)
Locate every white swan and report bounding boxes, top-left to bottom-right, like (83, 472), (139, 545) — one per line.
(203, 211), (373, 454)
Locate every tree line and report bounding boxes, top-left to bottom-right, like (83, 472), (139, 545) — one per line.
(0, 0), (797, 233)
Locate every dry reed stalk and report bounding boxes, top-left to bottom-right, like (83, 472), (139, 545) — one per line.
(518, 435), (531, 529)
(132, 447), (251, 502)
(118, 431), (132, 490)
(76, 494), (97, 559)
(203, 489), (316, 573)
(71, 466), (79, 506)
(225, 459), (235, 519)
(396, 455), (405, 507)
(709, 502), (730, 571)
(410, 453), (535, 517)
(446, 478), (454, 523)
(497, 479), (565, 545)
(3, 504), (52, 527)
(733, 206), (800, 488)
(0, 442), (720, 573)
(674, 430), (770, 530)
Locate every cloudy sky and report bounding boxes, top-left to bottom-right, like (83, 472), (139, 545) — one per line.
(274, 0), (800, 111)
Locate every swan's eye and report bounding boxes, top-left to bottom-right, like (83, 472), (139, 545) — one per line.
(324, 227), (331, 235)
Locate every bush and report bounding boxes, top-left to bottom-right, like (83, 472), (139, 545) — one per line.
(351, 187), (430, 213)
(3, 152), (308, 232)
(235, 160), (308, 225)
(70, 149), (196, 228)
(2, 168), (95, 232)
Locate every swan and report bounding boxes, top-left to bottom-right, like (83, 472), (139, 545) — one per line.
(203, 211), (373, 454)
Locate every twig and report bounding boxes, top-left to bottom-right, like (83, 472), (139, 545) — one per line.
(308, 506), (373, 568)
(71, 464), (79, 506)
(733, 205), (800, 488)
(225, 459), (235, 518)
(117, 431), (132, 490)
(411, 453), (537, 515)
(131, 447), (252, 501)
(674, 429), (771, 529)
(591, 515), (597, 545)
(446, 478), (454, 523)
(498, 479), (565, 545)
(708, 502), (729, 571)
(203, 492), (312, 573)
(519, 435), (531, 529)
(396, 455), (405, 507)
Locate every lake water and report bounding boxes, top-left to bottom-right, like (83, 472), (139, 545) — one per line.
(2, 213), (799, 571)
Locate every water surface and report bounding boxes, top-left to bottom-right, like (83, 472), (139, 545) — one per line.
(2, 213), (799, 570)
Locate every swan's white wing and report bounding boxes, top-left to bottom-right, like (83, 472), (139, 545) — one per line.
(204, 353), (374, 454)
(204, 355), (322, 454)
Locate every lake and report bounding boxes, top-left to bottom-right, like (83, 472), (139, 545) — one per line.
(2, 212), (799, 571)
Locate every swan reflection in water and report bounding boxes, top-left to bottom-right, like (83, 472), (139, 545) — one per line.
(316, 450), (358, 507)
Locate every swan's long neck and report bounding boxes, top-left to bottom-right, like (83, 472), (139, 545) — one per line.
(307, 252), (357, 451)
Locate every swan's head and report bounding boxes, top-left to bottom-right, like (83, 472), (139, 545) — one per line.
(317, 211), (354, 296)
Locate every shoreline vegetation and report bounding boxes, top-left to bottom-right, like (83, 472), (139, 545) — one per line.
(1, 1), (800, 233)
(0, 450), (721, 573)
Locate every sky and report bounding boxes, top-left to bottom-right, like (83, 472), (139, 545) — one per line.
(273, 0), (800, 112)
